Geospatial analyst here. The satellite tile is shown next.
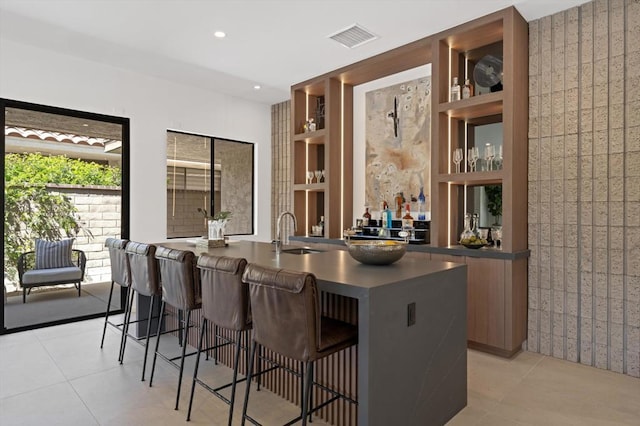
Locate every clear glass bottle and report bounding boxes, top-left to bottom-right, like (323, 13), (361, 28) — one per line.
(450, 77), (461, 102)
(460, 213), (474, 243)
(402, 204), (414, 239)
(319, 216), (325, 236)
(462, 78), (474, 99)
(417, 187), (426, 220)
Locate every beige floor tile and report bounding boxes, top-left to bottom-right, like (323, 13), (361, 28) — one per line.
(0, 339), (66, 399)
(0, 382), (98, 426)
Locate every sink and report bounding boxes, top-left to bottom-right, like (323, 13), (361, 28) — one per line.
(279, 247), (324, 255)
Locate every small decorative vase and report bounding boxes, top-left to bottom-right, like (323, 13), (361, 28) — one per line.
(208, 219), (228, 240)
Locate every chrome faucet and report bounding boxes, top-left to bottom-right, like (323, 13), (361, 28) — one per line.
(275, 211), (298, 254)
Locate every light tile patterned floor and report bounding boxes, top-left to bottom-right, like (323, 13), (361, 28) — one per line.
(1, 317), (638, 425)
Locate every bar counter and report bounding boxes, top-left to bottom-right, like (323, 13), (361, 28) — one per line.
(159, 240), (468, 425)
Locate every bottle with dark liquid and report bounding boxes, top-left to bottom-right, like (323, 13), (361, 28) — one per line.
(363, 207), (371, 226)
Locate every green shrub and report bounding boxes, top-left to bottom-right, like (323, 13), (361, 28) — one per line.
(4, 153), (120, 281)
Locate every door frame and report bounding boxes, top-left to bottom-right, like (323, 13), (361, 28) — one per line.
(1, 98), (130, 334)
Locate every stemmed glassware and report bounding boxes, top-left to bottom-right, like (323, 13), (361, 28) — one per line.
(320, 169), (325, 182)
(314, 170), (322, 184)
(307, 171), (314, 184)
(452, 148), (464, 173)
(484, 144), (495, 171)
(467, 147), (479, 172)
(494, 145), (503, 170)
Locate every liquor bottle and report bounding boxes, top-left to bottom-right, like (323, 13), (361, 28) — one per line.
(395, 192), (403, 219)
(319, 216), (325, 236)
(462, 79), (474, 99)
(363, 207), (371, 226)
(451, 77), (461, 102)
(381, 202), (388, 229)
(417, 187), (426, 221)
(402, 204), (414, 230)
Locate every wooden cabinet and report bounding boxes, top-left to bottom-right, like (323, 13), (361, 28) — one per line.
(429, 8), (529, 356)
(430, 8), (528, 253)
(290, 78), (352, 238)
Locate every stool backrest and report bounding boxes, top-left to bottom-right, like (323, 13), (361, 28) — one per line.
(155, 246), (200, 310)
(197, 254), (250, 331)
(105, 238), (130, 287)
(242, 263), (319, 362)
(125, 242), (160, 297)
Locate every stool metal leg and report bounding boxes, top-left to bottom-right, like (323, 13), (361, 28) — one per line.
(149, 300), (166, 388)
(141, 294), (156, 381)
(187, 317), (207, 421)
(119, 286), (135, 364)
(100, 281), (115, 348)
(175, 309), (192, 410)
(301, 362), (313, 426)
(227, 330), (243, 426)
(241, 339), (258, 426)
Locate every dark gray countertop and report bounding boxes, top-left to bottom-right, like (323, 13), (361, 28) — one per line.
(158, 240), (465, 298)
(290, 236), (530, 260)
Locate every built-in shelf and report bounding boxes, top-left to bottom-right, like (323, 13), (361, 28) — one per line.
(293, 183), (327, 191)
(438, 91), (503, 120)
(437, 170), (503, 185)
(293, 129), (326, 142)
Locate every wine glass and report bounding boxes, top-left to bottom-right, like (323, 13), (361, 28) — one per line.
(320, 169), (325, 182)
(494, 145), (503, 170)
(314, 170), (321, 184)
(307, 171), (314, 184)
(484, 144), (495, 171)
(468, 147), (479, 172)
(452, 148), (463, 173)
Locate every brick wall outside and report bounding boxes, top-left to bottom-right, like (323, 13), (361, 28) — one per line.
(527, 0), (639, 377)
(53, 185), (122, 284)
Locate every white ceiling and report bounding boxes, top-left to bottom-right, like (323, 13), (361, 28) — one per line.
(0, 0), (591, 105)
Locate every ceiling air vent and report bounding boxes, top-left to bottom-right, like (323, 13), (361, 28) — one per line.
(328, 24), (378, 49)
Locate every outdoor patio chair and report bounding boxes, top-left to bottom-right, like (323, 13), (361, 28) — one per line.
(17, 239), (87, 303)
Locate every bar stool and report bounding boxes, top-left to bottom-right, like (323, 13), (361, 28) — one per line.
(101, 238), (130, 357)
(241, 264), (358, 426)
(120, 241), (161, 381)
(186, 254), (250, 424)
(149, 246), (201, 410)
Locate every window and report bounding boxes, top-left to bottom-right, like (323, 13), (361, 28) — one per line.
(166, 130), (254, 238)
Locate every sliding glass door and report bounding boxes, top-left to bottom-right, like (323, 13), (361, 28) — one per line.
(1, 98), (129, 333)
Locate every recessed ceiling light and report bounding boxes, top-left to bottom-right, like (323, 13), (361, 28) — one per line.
(254, 85), (261, 90)
(214, 31), (226, 38)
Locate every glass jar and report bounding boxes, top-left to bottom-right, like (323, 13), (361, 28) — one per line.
(460, 213), (474, 242)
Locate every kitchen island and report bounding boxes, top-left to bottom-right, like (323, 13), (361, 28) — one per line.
(160, 240), (467, 426)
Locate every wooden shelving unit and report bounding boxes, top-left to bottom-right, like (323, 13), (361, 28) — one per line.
(289, 6), (528, 357)
(290, 78), (352, 238)
(430, 7), (529, 356)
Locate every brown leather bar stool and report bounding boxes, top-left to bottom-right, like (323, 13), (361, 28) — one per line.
(241, 264), (358, 426)
(186, 254), (251, 425)
(120, 242), (161, 381)
(149, 246), (201, 410)
(101, 238), (130, 356)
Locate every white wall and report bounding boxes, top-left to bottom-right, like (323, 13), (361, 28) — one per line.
(352, 65), (431, 223)
(0, 38), (272, 243)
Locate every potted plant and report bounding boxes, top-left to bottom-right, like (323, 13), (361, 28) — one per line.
(485, 185), (502, 225)
(197, 208), (232, 240)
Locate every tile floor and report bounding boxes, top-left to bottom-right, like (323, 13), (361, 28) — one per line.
(1, 317), (639, 425)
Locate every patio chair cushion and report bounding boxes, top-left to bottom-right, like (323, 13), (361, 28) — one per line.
(35, 239), (75, 269)
(21, 266), (83, 286)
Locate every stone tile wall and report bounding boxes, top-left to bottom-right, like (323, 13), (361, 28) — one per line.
(52, 186), (121, 284)
(271, 101), (292, 240)
(528, 0), (639, 377)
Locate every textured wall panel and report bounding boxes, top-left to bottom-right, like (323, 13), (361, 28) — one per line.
(528, 0), (639, 377)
